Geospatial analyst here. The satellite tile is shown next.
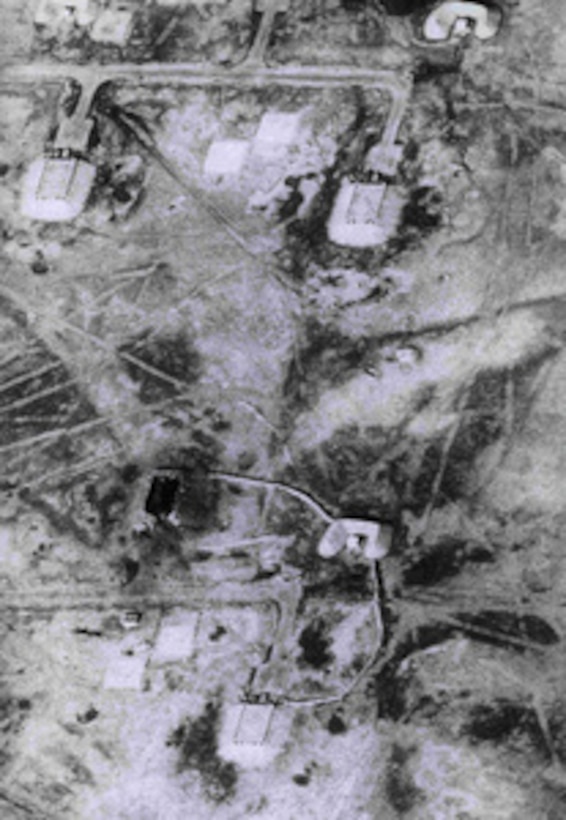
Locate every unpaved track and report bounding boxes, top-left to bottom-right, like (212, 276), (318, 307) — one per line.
(0, 578), (298, 613)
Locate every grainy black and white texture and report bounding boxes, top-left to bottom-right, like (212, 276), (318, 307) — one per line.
(1, 1), (566, 818)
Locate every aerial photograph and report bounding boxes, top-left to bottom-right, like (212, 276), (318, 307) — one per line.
(1, 0), (566, 817)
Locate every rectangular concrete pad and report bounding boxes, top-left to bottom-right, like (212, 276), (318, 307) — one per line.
(103, 654), (147, 690)
(328, 180), (388, 248)
(253, 111), (302, 158)
(152, 610), (199, 664)
(204, 139), (250, 176)
(234, 703), (274, 745)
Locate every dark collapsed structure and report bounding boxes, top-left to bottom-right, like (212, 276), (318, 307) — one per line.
(383, 0), (430, 12)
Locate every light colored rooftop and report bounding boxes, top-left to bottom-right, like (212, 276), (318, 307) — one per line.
(204, 139), (250, 177)
(152, 610), (199, 665)
(252, 110), (303, 159)
(20, 156), (97, 222)
(327, 180), (389, 248)
(53, 115), (95, 153)
(90, 7), (135, 47)
(103, 652), (147, 690)
(423, 2), (502, 43)
(219, 702), (281, 768)
(34, 0), (97, 29)
(317, 518), (392, 561)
